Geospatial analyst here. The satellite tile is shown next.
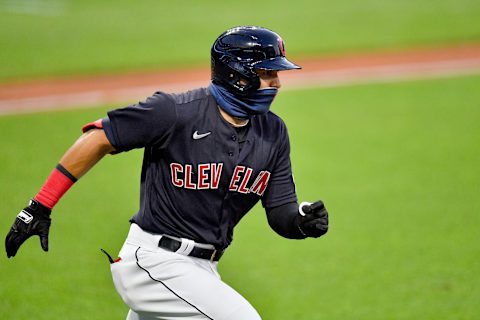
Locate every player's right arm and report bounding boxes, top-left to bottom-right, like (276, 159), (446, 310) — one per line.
(5, 92), (177, 259)
(59, 128), (114, 179)
(5, 128), (115, 258)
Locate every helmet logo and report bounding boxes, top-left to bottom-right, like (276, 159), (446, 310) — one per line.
(278, 37), (286, 56)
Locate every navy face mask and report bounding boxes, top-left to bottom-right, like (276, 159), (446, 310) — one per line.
(209, 83), (278, 119)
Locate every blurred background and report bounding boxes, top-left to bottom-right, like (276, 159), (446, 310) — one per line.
(0, 0), (479, 319)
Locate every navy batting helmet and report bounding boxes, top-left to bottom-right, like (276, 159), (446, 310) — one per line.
(211, 26), (301, 96)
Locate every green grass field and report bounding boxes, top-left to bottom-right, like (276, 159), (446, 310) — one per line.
(1, 0), (479, 81)
(1, 0), (480, 318)
(1, 75), (479, 319)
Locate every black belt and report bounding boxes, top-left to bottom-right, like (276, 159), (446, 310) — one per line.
(158, 236), (224, 262)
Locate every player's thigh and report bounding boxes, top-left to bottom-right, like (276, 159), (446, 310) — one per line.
(112, 244), (208, 319)
(126, 245), (261, 320)
(137, 247), (261, 320)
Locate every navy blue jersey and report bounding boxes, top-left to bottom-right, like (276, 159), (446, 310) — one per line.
(102, 88), (296, 249)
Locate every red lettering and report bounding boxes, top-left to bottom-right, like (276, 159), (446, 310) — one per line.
(170, 162), (227, 190)
(229, 166), (245, 191)
(211, 163), (223, 189)
(238, 168), (253, 194)
(197, 164), (210, 189)
(184, 164), (196, 189)
(249, 171), (271, 196)
(170, 163), (183, 188)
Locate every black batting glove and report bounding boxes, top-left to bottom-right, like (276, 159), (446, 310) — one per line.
(5, 199), (52, 258)
(297, 200), (329, 238)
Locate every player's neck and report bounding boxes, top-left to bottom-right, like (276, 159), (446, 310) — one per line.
(218, 107), (249, 127)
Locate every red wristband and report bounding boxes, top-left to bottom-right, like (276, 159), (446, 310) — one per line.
(34, 164), (77, 209)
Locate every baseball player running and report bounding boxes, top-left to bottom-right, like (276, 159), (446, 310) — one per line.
(5, 26), (329, 320)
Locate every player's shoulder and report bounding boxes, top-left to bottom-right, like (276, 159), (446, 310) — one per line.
(167, 88), (210, 106)
(256, 110), (288, 133)
(250, 110), (290, 145)
(142, 90), (175, 106)
(142, 88), (209, 108)
(166, 88), (215, 124)
(265, 110), (286, 125)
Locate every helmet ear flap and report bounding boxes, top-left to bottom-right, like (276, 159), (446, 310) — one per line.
(226, 60), (260, 95)
(241, 74), (261, 95)
(212, 57), (260, 96)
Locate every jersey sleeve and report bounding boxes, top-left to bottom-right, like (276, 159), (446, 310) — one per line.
(102, 92), (177, 152)
(261, 122), (298, 208)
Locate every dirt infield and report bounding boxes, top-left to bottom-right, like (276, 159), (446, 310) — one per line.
(1, 44), (480, 115)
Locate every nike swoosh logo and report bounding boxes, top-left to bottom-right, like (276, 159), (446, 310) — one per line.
(193, 131), (211, 140)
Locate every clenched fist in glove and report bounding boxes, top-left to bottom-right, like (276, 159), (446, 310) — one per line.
(298, 200), (329, 238)
(5, 199), (52, 258)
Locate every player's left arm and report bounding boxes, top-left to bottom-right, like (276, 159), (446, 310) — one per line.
(266, 201), (329, 239)
(262, 118), (329, 239)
